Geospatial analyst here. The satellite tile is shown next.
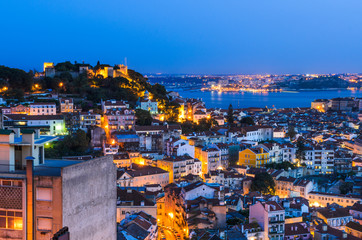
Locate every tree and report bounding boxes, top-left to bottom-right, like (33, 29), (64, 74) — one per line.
(135, 109), (153, 126)
(339, 182), (353, 194)
(226, 104), (234, 126)
(265, 162), (297, 171)
(5, 88), (25, 101)
(45, 130), (90, 158)
(250, 172), (275, 195)
(286, 125), (296, 139)
(239, 116), (254, 126)
(180, 118), (218, 133)
(0, 65), (33, 91)
(296, 139), (305, 161)
(226, 218), (243, 226)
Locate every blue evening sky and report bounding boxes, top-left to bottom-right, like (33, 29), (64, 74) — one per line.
(1, 0), (362, 74)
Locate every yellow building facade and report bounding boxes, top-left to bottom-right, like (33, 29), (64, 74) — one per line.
(238, 147), (270, 167)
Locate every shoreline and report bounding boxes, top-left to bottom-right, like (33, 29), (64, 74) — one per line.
(167, 87), (359, 92)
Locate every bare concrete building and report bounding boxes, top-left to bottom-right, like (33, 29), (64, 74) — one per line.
(0, 155), (117, 240)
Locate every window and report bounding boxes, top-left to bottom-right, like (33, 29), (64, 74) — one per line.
(0, 210), (22, 230)
(36, 188), (52, 201)
(2, 181), (11, 186)
(37, 217), (52, 231)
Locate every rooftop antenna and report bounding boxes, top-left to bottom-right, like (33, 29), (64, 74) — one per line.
(125, 57), (127, 66)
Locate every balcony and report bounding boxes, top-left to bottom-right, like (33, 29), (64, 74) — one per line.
(269, 229), (278, 234)
(269, 217), (284, 223)
(269, 228), (284, 234)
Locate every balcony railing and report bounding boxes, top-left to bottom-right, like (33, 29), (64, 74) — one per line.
(269, 218), (284, 223)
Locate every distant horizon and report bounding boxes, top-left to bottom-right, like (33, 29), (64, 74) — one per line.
(1, 0), (362, 74)
(1, 62), (362, 77)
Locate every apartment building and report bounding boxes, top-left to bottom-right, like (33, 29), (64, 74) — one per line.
(216, 143), (230, 169)
(241, 125), (273, 142)
(349, 202), (362, 224)
(0, 148), (117, 240)
(59, 98), (73, 113)
(238, 147), (270, 167)
(195, 144), (222, 174)
(308, 192), (362, 208)
(139, 99), (158, 115)
(157, 155), (201, 182)
(113, 153), (132, 168)
(135, 125), (182, 152)
(3, 114), (66, 135)
(204, 170), (244, 190)
(29, 102), (56, 115)
(10, 104), (30, 115)
(116, 188), (156, 222)
(166, 139), (195, 157)
(118, 211), (157, 240)
(0, 129), (56, 172)
(304, 146), (334, 174)
(345, 221), (362, 239)
(101, 100), (129, 113)
(164, 181), (226, 239)
(260, 143), (282, 163)
(249, 201), (285, 240)
(275, 177), (296, 199)
(117, 164), (169, 187)
(104, 109), (135, 132)
(78, 112), (102, 131)
(280, 144), (297, 163)
(317, 207), (353, 230)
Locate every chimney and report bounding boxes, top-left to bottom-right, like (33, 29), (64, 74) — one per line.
(13, 128), (21, 138)
(34, 129), (40, 139)
(322, 225), (327, 232)
(26, 159), (34, 240)
(260, 148), (264, 153)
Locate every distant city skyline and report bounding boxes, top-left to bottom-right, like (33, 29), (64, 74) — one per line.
(1, 0), (362, 74)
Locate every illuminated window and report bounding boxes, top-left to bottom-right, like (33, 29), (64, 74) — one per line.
(0, 210), (23, 230)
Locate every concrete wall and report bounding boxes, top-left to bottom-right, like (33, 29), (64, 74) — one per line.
(61, 156), (117, 240)
(183, 185), (215, 201)
(0, 134), (14, 171)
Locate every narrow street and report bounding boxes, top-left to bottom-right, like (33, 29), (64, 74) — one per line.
(158, 226), (177, 240)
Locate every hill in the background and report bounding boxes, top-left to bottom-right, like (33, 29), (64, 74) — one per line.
(275, 76), (350, 90)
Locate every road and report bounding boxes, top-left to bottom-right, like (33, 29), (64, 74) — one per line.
(158, 226), (176, 240)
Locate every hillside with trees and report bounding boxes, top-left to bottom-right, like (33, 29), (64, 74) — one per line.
(0, 62), (180, 121)
(275, 76), (349, 90)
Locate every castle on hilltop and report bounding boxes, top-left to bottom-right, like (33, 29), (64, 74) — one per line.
(43, 61), (128, 78)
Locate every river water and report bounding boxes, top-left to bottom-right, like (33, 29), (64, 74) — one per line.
(175, 89), (362, 109)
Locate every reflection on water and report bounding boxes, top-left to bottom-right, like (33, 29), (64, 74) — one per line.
(180, 90), (362, 109)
